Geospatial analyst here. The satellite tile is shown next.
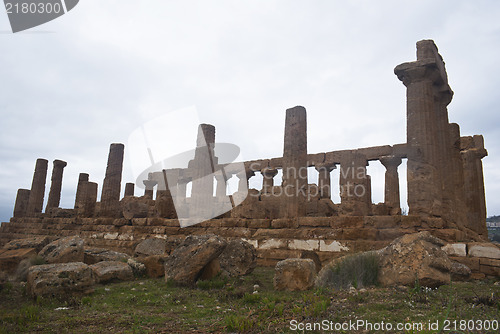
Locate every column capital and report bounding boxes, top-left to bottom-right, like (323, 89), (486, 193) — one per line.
(53, 159), (67, 168)
(261, 167), (278, 178)
(143, 180), (158, 189)
(379, 155), (402, 169)
(314, 163), (336, 173)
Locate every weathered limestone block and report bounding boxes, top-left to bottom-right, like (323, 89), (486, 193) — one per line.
(83, 247), (130, 265)
(441, 243), (467, 257)
(0, 248), (37, 275)
(164, 235), (227, 285)
(377, 231), (454, 287)
(46, 159), (67, 210)
(26, 158), (48, 216)
(134, 238), (167, 257)
(38, 236), (85, 264)
(273, 258), (316, 291)
(100, 143), (125, 217)
(217, 239), (257, 277)
(3, 236), (50, 252)
(27, 262), (95, 298)
(90, 261), (134, 283)
(281, 106), (308, 218)
(121, 196), (149, 220)
(13, 189), (30, 218)
(468, 243), (500, 259)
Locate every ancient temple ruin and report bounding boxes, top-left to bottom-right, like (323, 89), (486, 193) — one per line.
(0, 40), (490, 266)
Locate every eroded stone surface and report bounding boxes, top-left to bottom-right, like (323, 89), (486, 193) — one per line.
(38, 236), (84, 264)
(273, 258), (316, 291)
(90, 261), (134, 283)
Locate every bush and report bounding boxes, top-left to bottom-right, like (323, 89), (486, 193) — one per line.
(321, 252), (379, 290)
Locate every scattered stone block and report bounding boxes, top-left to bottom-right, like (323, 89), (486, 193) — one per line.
(164, 235), (227, 285)
(134, 238), (167, 257)
(0, 248), (37, 274)
(218, 239), (257, 277)
(3, 236), (51, 253)
(90, 261), (134, 283)
(273, 258), (316, 291)
(442, 243), (467, 257)
(27, 262), (95, 298)
(468, 243), (500, 259)
(138, 255), (166, 278)
(38, 236), (84, 264)
(83, 248), (129, 265)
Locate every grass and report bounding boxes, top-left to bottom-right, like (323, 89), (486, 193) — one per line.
(319, 252), (380, 290)
(0, 267), (499, 333)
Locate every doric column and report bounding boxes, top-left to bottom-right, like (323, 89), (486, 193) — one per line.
(461, 142), (488, 237)
(80, 182), (98, 217)
(124, 183), (135, 197)
(237, 170), (254, 193)
(215, 174), (227, 198)
(46, 159), (67, 210)
(155, 170), (176, 218)
(379, 156), (402, 210)
(315, 163), (335, 199)
(143, 180), (157, 199)
(261, 167), (278, 194)
(13, 189), (30, 218)
(281, 106), (308, 218)
(449, 124), (467, 228)
(394, 40), (453, 217)
(26, 158), (48, 215)
(100, 143), (124, 216)
(339, 152), (370, 216)
(74, 173), (89, 210)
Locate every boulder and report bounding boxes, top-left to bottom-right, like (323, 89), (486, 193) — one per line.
(450, 261), (471, 281)
(138, 255), (166, 278)
(218, 239), (257, 277)
(38, 236), (84, 264)
(3, 236), (51, 253)
(27, 262), (95, 298)
(134, 238), (167, 257)
(0, 248), (37, 275)
(377, 231), (456, 288)
(90, 261), (134, 283)
(273, 258), (316, 291)
(84, 248), (130, 265)
(164, 235), (227, 285)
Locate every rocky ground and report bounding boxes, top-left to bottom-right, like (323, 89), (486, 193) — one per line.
(1, 267), (499, 333)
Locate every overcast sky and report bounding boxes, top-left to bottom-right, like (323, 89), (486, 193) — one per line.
(0, 0), (499, 224)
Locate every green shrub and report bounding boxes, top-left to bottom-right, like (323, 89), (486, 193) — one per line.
(225, 314), (255, 332)
(323, 252), (379, 290)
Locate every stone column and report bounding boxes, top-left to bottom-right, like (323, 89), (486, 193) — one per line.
(80, 182), (98, 217)
(449, 123), (467, 228)
(380, 156), (402, 211)
(46, 159), (67, 210)
(339, 152), (370, 216)
(155, 170), (176, 218)
(261, 167), (278, 194)
(461, 139), (488, 237)
(26, 158), (48, 215)
(74, 173), (89, 210)
(13, 189), (30, 218)
(315, 163), (335, 199)
(281, 106), (308, 218)
(143, 180), (157, 199)
(100, 143), (124, 216)
(237, 170), (254, 193)
(189, 124), (217, 206)
(124, 183), (135, 197)
(215, 174), (227, 198)
(394, 40), (453, 217)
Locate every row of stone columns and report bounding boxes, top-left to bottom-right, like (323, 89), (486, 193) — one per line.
(14, 158), (68, 217)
